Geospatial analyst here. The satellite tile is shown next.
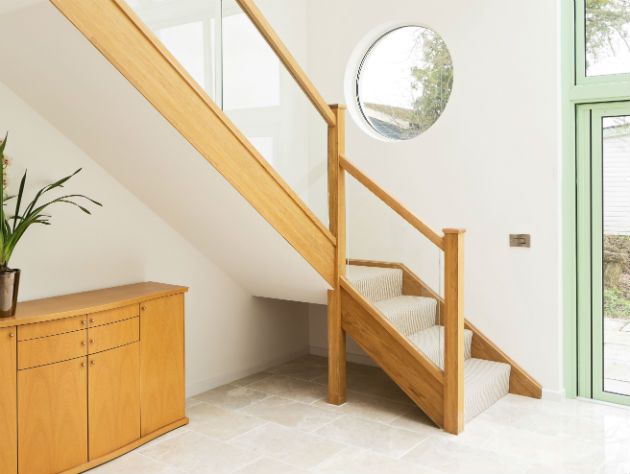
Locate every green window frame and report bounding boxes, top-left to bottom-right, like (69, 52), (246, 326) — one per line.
(563, 0), (630, 398)
(574, 0), (630, 88)
(575, 101), (630, 405)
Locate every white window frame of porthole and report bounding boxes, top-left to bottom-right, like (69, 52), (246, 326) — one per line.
(345, 22), (454, 143)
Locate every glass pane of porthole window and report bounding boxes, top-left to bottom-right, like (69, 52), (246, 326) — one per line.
(585, 0), (630, 77)
(357, 26), (453, 140)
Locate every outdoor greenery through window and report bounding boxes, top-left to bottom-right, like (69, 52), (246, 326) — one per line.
(585, 0), (630, 76)
(356, 26), (453, 140)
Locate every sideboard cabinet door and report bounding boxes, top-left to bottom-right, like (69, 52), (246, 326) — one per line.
(18, 357), (88, 474)
(89, 342), (141, 460)
(0, 327), (16, 474)
(140, 294), (185, 435)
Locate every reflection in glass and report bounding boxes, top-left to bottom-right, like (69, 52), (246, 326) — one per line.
(222, 9), (280, 110)
(158, 21), (207, 89)
(586, 0), (630, 76)
(357, 26), (453, 140)
(127, 0), (221, 101)
(602, 115), (630, 396)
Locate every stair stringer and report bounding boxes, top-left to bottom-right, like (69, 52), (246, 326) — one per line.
(349, 259), (543, 399)
(49, 0), (336, 287)
(340, 278), (445, 428)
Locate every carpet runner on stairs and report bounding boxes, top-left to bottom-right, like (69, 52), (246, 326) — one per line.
(346, 264), (510, 422)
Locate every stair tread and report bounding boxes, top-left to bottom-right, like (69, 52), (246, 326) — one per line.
(464, 358), (511, 422)
(346, 265), (402, 302)
(407, 325), (473, 368)
(374, 295), (437, 336)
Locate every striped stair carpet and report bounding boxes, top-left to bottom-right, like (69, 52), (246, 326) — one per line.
(346, 264), (510, 423)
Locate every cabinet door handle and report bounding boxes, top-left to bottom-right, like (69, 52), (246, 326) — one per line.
(81, 320), (86, 326)
(89, 339), (95, 344)
(9, 332), (15, 338)
(141, 305), (147, 311)
(80, 362), (86, 368)
(89, 318), (96, 324)
(81, 341), (86, 346)
(90, 360), (96, 366)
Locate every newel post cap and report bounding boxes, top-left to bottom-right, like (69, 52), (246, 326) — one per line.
(443, 228), (466, 235)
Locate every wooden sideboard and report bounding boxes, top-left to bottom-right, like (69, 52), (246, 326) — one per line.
(0, 282), (188, 474)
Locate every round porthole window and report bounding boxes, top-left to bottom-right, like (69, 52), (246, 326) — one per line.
(356, 25), (453, 141)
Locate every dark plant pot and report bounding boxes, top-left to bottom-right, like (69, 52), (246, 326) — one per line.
(0, 268), (20, 318)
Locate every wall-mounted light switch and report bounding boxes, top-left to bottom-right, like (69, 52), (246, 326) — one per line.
(510, 234), (531, 248)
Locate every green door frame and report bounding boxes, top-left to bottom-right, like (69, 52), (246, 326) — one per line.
(576, 101), (630, 405)
(562, 0), (630, 398)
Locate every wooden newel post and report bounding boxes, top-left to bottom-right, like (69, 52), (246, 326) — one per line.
(443, 228), (465, 434)
(327, 104), (346, 405)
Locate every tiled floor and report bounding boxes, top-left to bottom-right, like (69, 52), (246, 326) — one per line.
(90, 355), (630, 474)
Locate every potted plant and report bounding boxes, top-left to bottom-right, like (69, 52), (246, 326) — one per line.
(0, 133), (102, 317)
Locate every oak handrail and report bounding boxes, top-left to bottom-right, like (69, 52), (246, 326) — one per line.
(339, 156), (445, 250)
(234, 0), (337, 127)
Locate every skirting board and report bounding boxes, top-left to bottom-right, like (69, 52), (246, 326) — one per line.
(542, 388), (565, 401)
(309, 345), (378, 367)
(186, 348), (309, 397)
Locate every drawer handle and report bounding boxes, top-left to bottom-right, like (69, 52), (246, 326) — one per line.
(89, 318), (96, 324)
(81, 320), (86, 326)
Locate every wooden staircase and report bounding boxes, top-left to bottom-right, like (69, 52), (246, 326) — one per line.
(50, 0), (542, 434)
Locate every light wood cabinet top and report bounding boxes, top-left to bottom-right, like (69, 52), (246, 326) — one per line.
(0, 282), (188, 329)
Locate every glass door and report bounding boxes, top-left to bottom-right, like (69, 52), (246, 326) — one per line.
(578, 101), (630, 405)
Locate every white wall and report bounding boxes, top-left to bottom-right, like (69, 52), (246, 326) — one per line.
(0, 80), (309, 396)
(304, 0), (562, 393)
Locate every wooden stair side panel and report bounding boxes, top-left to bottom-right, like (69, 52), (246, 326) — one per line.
(49, 0), (336, 286)
(340, 281), (445, 427)
(349, 259), (543, 399)
(464, 320), (542, 398)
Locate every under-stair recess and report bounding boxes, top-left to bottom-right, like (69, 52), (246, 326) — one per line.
(44, 0), (542, 434)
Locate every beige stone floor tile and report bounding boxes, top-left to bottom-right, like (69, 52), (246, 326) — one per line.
(477, 423), (608, 471)
(195, 383), (268, 409)
(135, 426), (190, 452)
(139, 429), (257, 473)
(312, 446), (441, 474)
(315, 415), (424, 458)
(187, 402), (266, 440)
(240, 395), (340, 431)
(248, 374), (327, 403)
(88, 452), (186, 473)
(389, 408), (441, 436)
(268, 356), (328, 381)
(234, 457), (309, 474)
(312, 391), (412, 424)
(232, 372), (273, 387)
(186, 397), (202, 408)
(230, 422), (345, 469)
(402, 436), (530, 474)
(346, 371), (413, 405)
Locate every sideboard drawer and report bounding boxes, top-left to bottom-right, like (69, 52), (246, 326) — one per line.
(18, 315), (87, 341)
(18, 330), (87, 370)
(87, 304), (139, 328)
(88, 317), (139, 354)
